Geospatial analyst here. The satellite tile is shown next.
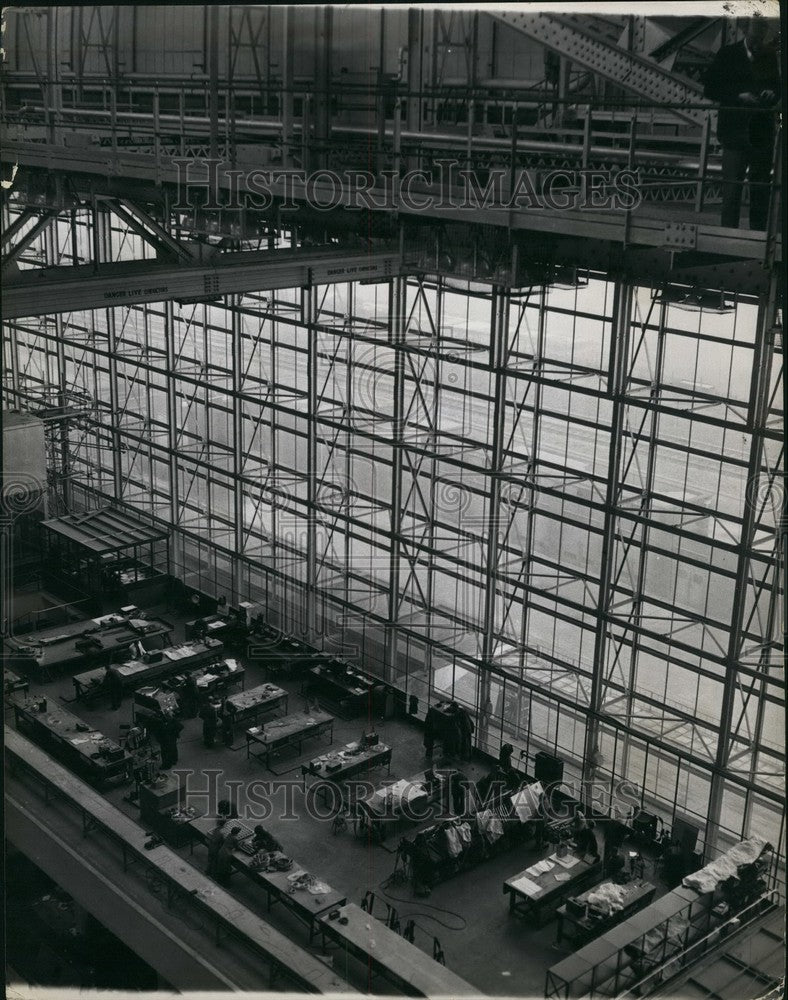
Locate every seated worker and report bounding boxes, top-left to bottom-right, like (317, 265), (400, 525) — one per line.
(218, 797), (239, 820)
(251, 824), (282, 854)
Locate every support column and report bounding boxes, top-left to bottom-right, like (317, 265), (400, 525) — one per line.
(231, 295), (244, 605)
(45, 7), (62, 145)
(585, 279), (633, 809)
(385, 276), (407, 688)
(706, 274), (780, 851)
(305, 283), (318, 642)
(281, 8), (295, 169)
(478, 285), (510, 753)
(207, 5), (220, 160)
(312, 7), (332, 173)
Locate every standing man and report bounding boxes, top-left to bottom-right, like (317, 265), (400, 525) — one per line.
(214, 825), (241, 885)
(704, 17), (780, 230)
(201, 698), (221, 748)
(158, 712), (183, 769)
(220, 700), (234, 749)
(206, 817), (226, 878)
(105, 663), (123, 710)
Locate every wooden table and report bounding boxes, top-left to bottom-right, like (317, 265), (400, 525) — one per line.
(504, 850), (604, 925)
(189, 816), (345, 941)
(5, 729), (351, 996)
(306, 663), (376, 716)
(316, 903), (478, 996)
(236, 856), (347, 942)
(556, 879), (657, 944)
(72, 637), (224, 702)
(132, 686), (180, 724)
(189, 658), (245, 699)
(224, 683), (288, 727)
(355, 771), (446, 840)
(5, 612), (173, 681)
(185, 614), (235, 641)
(4, 667), (29, 699)
(10, 693), (132, 786)
(302, 741), (392, 799)
(245, 709), (334, 766)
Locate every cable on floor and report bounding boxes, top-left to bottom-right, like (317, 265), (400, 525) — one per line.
(378, 881), (468, 931)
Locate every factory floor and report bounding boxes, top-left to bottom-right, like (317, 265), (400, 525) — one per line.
(6, 602), (670, 998)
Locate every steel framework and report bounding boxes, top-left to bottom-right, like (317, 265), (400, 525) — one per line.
(1, 6), (784, 863)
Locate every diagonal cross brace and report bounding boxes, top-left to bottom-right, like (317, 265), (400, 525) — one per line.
(491, 11), (708, 127)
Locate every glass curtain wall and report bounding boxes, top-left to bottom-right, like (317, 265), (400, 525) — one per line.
(3, 207), (783, 861)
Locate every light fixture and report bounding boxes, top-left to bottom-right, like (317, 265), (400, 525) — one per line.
(669, 287), (735, 314)
(548, 266), (589, 290)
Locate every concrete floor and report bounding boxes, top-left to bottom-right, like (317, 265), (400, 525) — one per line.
(9, 603), (670, 997)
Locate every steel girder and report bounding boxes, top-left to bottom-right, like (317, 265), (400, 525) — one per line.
(491, 11), (707, 126)
(2, 244), (404, 319)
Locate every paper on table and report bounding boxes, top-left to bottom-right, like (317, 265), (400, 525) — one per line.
(527, 859), (554, 875)
(551, 853), (581, 869)
(510, 875), (543, 897)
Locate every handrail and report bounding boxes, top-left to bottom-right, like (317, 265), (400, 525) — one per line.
(3, 727), (355, 995)
(11, 596), (93, 633)
(615, 887), (781, 999)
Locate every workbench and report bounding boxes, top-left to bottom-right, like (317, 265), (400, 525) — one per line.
(555, 879), (657, 945)
(316, 903), (478, 996)
(71, 637), (224, 702)
(355, 770), (448, 840)
(305, 663), (376, 717)
(9, 693), (132, 786)
(188, 658), (245, 699)
(4, 666), (29, 699)
(245, 709), (334, 766)
(223, 683), (288, 729)
(302, 741), (392, 801)
(5, 611), (173, 681)
(189, 816), (346, 941)
(504, 851), (604, 924)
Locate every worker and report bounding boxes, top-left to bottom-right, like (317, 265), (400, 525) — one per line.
(214, 825), (241, 884)
(179, 673), (199, 718)
(449, 770), (468, 816)
(105, 663), (123, 710)
(201, 698), (221, 748)
(251, 824), (282, 854)
(605, 847), (627, 881)
(206, 817), (226, 878)
(455, 704), (474, 761)
(703, 16), (780, 229)
(441, 703), (462, 760)
(423, 707), (438, 760)
(572, 811), (601, 863)
(157, 712), (183, 769)
(409, 833), (433, 898)
(220, 700), (234, 748)
(218, 797), (239, 820)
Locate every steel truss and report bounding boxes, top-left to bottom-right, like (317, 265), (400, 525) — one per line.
(1, 6), (784, 856)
